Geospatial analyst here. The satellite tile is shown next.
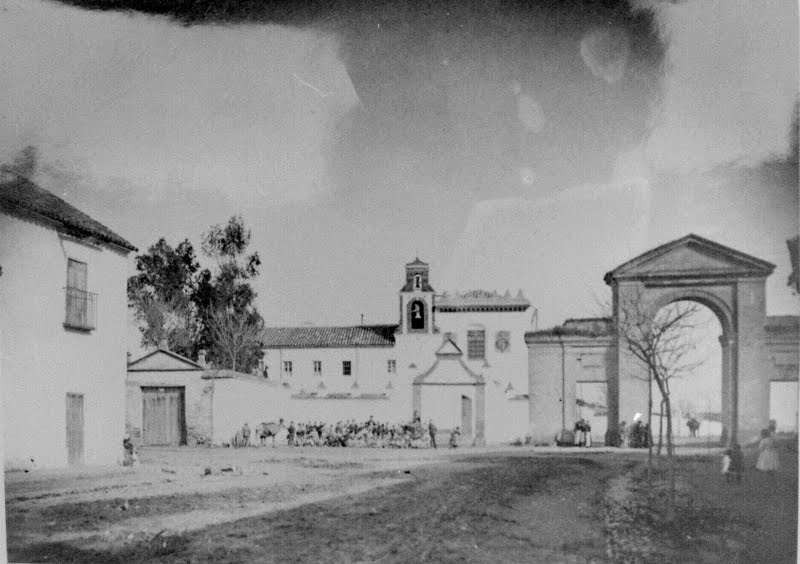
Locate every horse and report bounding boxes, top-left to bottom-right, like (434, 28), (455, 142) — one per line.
(256, 419), (285, 447)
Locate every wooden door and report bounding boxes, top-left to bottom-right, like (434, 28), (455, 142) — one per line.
(461, 395), (473, 437)
(142, 387), (185, 446)
(66, 393), (84, 465)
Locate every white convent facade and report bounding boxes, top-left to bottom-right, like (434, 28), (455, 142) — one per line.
(262, 259), (533, 444)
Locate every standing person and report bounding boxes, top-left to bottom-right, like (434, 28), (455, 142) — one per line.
(449, 427), (461, 448)
(756, 429), (780, 473)
(618, 421), (627, 447)
(584, 420), (592, 447)
(428, 419), (438, 449)
(122, 434), (137, 466)
(287, 421), (296, 447)
(242, 423), (251, 447)
(686, 417), (700, 438)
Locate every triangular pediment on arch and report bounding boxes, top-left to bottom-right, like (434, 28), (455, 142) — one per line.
(605, 234), (775, 283)
(435, 337), (463, 356)
(413, 351), (484, 386)
(127, 349), (204, 372)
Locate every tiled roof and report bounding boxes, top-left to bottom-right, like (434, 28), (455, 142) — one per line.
(0, 171), (137, 251)
(436, 289), (530, 312)
(262, 324), (398, 349)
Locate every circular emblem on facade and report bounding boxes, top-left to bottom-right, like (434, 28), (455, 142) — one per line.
(495, 331), (510, 352)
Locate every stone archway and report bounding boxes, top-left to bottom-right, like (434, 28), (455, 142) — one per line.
(604, 234), (775, 446)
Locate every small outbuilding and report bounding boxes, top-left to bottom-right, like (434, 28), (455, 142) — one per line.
(126, 344), (289, 446)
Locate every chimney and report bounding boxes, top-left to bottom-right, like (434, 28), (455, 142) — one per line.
(197, 349), (207, 367)
(158, 337), (169, 351)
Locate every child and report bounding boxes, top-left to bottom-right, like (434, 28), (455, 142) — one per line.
(722, 448), (732, 481)
(722, 444), (743, 483)
(122, 433), (138, 467)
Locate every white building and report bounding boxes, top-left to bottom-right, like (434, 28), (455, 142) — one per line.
(1, 172), (136, 468)
(262, 259), (533, 444)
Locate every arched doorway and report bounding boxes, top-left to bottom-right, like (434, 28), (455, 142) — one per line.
(604, 234), (775, 446)
(646, 299), (725, 444)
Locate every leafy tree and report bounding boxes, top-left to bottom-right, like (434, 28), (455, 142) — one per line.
(127, 238), (200, 357)
(129, 217), (266, 372)
(195, 216), (264, 372)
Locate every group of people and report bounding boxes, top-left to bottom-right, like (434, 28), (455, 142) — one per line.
(721, 423), (781, 482)
(618, 418), (652, 449)
(572, 419), (592, 447)
(286, 417), (432, 448)
(232, 414), (462, 449)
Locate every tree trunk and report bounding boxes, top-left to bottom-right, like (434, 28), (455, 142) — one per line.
(647, 369), (653, 486)
(657, 398), (665, 456)
(665, 395), (676, 517)
(666, 397), (674, 457)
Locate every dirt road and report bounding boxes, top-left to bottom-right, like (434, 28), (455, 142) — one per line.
(7, 448), (616, 563)
(5, 445), (797, 563)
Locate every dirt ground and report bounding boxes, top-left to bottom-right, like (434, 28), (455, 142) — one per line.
(4, 443), (797, 563)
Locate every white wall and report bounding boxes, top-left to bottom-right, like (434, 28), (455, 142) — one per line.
(1, 213), (130, 468)
(263, 346), (398, 394)
(436, 309), (532, 393)
(260, 306), (535, 443)
(211, 378), (290, 444)
(420, 384), (474, 432)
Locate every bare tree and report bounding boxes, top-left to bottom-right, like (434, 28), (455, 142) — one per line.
(617, 287), (706, 502)
(206, 306), (265, 372)
(133, 293), (198, 356)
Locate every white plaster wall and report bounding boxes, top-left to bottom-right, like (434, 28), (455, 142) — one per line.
(263, 346), (397, 394)
(420, 385), (475, 433)
(211, 378), (290, 444)
(1, 214), (130, 468)
(485, 384), (529, 443)
(436, 309), (531, 393)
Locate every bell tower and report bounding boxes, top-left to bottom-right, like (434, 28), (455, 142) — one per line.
(399, 258), (435, 334)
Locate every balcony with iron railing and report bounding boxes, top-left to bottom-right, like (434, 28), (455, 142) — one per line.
(64, 287), (97, 331)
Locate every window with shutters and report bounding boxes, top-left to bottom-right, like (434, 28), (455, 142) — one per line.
(342, 361), (352, 376)
(65, 259), (96, 330)
(283, 361), (293, 376)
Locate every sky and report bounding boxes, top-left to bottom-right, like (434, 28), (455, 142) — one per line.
(1, 0), (798, 405)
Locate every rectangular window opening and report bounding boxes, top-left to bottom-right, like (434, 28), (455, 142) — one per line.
(467, 330), (486, 360)
(342, 361), (352, 376)
(65, 259), (96, 330)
